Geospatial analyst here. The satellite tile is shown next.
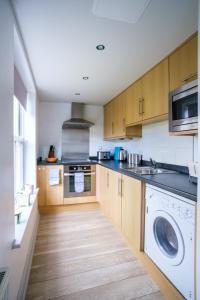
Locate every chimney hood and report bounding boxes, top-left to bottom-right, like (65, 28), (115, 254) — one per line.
(62, 102), (94, 129)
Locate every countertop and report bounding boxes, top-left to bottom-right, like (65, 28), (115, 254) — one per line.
(98, 160), (197, 202)
(37, 159), (197, 202)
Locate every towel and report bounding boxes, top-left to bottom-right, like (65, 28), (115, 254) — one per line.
(74, 172), (84, 193)
(49, 168), (60, 186)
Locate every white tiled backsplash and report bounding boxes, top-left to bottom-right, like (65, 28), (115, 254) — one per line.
(38, 102), (197, 167)
(104, 121), (198, 166)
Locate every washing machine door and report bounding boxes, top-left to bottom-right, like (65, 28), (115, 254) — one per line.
(152, 210), (185, 266)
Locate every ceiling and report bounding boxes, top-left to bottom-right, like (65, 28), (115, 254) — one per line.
(12, 0), (198, 105)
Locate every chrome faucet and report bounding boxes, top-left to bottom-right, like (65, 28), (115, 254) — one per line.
(150, 158), (157, 169)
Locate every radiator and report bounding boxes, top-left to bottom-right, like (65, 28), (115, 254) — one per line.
(0, 269), (9, 300)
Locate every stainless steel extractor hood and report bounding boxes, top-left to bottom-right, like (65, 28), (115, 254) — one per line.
(62, 102), (94, 129)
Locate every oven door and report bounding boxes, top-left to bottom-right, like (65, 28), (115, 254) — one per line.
(64, 166), (96, 198)
(169, 80), (198, 132)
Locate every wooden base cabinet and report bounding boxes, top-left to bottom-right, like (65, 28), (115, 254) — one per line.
(97, 166), (122, 229)
(37, 166), (47, 206)
(121, 175), (142, 251)
(97, 167), (142, 240)
(37, 165), (64, 206)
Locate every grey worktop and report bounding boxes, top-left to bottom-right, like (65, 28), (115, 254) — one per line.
(37, 159), (197, 201)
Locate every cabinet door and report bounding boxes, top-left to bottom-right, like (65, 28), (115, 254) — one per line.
(125, 79), (143, 125)
(169, 34), (197, 91)
(37, 166), (46, 206)
(46, 165), (64, 205)
(142, 58), (169, 120)
(104, 102), (113, 139)
(109, 170), (122, 229)
(96, 165), (106, 206)
(122, 175), (142, 251)
(113, 94), (126, 137)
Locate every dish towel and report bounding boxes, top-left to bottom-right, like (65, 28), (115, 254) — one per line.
(49, 169), (60, 186)
(74, 172), (84, 193)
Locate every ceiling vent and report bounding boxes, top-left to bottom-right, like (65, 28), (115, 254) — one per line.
(92, 0), (151, 24)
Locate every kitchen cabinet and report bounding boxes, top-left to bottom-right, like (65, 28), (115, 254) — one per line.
(141, 58), (169, 121)
(37, 165), (64, 206)
(169, 34), (197, 91)
(104, 94), (142, 140)
(121, 175), (142, 251)
(113, 93), (126, 137)
(46, 165), (63, 205)
(97, 166), (122, 228)
(104, 101), (113, 139)
(109, 170), (122, 229)
(125, 59), (168, 125)
(37, 166), (46, 206)
(125, 79), (143, 126)
(97, 166), (142, 240)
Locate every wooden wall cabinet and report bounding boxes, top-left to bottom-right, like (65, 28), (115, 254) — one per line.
(104, 94), (142, 140)
(37, 165), (64, 206)
(169, 34), (197, 91)
(104, 101), (113, 139)
(125, 79), (143, 126)
(105, 33), (197, 134)
(125, 58), (169, 126)
(142, 58), (169, 121)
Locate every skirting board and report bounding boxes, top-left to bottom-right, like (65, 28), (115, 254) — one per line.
(64, 196), (96, 205)
(39, 202), (100, 214)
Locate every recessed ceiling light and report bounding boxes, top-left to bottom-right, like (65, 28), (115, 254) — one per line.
(83, 76), (89, 80)
(75, 93), (80, 95)
(96, 44), (105, 50)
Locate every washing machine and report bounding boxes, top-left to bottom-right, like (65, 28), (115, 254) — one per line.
(145, 184), (196, 300)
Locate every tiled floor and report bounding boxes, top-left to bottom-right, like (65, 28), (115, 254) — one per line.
(26, 209), (165, 300)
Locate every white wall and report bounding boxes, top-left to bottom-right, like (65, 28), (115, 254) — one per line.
(39, 101), (197, 166)
(0, 2), (39, 299)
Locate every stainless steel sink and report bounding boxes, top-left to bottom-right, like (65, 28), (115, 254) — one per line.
(123, 166), (177, 175)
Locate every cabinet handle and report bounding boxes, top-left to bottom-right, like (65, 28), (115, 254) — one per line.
(112, 122), (114, 134)
(121, 178), (124, 197)
(118, 178), (121, 196)
(142, 97), (145, 114)
(139, 98), (142, 115)
(182, 73), (197, 83)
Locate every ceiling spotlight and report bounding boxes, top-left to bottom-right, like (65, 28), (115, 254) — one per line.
(96, 44), (105, 50)
(83, 76), (89, 80)
(75, 93), (80, 95)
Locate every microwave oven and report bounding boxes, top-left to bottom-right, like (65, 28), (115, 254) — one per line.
(169, 79), (198, 132)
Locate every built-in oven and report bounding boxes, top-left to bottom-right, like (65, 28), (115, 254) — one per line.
(169, 79), (198, 132)
(64, 165), (96, 198)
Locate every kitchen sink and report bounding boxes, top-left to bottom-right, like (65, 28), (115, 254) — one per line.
(123, 166), (177, 175)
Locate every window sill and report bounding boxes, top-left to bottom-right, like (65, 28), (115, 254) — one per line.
(12, 189), (39, 249)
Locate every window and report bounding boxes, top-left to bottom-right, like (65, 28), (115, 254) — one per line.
(14, 96), (26, 194)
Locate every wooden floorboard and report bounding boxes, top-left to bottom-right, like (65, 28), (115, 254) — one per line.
(26, 208), (164, 300)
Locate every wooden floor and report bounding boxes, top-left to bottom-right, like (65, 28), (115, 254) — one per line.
(26, 208), (165, 300)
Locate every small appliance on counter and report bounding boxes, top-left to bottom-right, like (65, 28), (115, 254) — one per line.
(97, 151), (111, 160)
(114, 147), (127, 161)
(127, 153), (142, 166)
